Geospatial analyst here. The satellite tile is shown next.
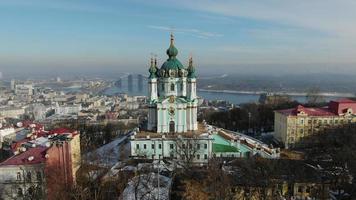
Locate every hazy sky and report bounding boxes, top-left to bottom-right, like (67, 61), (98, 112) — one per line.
(1, 0), (356, 76)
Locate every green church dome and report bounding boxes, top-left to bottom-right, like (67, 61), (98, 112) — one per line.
(161, 58), (184, 70)
(166, 45), (178, 57)
(160, 34), (184, 71)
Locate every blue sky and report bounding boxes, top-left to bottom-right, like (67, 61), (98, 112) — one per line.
(1, 0), (356, 76)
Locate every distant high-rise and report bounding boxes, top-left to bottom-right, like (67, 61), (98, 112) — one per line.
(10, 79), (16, 91)
(128, 74), (133, 92)
(116, 78), (122, 88)
(0, 72), (3, 80)
(138, 74), (143, 92)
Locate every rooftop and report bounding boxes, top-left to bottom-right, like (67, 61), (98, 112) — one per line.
(276, 99), (356, 116)
(48, 127), (75, 135)
(0, 146), (47, 166)
(134, 123), (209, 139)
(277, 106), (336, 117)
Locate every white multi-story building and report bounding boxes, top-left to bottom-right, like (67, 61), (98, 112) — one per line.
(0, 127), (16, 148)
(55, 104), (82, 115)
(15, 84), (34, 96)
(0, 107), (25, 118)
(275, 99), (356, 148)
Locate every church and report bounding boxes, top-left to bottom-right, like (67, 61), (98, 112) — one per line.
(147, 34), (198, 133)
(130, 34), (214, 163)
(129, 35), (279, 163)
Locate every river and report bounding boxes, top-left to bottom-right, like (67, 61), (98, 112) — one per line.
(103, 84), (346, 105)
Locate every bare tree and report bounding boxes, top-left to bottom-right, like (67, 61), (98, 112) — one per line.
(173, 136), (201, 170)
(182, 180), (209, 200)
(205, 158), (234, 199)
(306, 87), (325, 105)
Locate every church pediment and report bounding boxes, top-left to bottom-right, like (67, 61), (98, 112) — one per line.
(159, 96), (188, 104)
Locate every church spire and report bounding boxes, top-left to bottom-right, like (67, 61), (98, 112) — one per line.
(170, 33), (174, 46)
(187, 55), (196, 78)
(149, 57), (157, 79)
(150, 57), (154, 68)
(166, 33), (178, 58)
(189, 55), (193, 68)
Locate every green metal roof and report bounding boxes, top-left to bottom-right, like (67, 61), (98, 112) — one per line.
(166, 45), (178, 58)
(161, 58), (184, 70)
(160, 34), (184, 71)
(187, 66), (196, 78)
(213, 143), (239, 153)
(149, 66), (158, 78)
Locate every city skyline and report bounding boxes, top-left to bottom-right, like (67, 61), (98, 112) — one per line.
(1, 0), (356, 76)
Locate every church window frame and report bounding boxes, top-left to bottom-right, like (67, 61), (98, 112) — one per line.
(17, 188), (23, 197)
(36, 171), (42, 181)
(17, 172), (21, 181)
(26, 172), (31, 181)
(170, 83), (175, 91)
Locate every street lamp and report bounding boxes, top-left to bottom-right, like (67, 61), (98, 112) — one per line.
(156, 154), (162, 200)
(248, 112), (251, 133)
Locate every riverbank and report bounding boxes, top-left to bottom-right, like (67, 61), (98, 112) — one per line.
(198, 89), (355, 98)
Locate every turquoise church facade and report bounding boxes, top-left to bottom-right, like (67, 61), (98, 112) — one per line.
(147, 34), (198, 133)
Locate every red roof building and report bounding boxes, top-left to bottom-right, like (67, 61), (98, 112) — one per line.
(277, 99), (356, 117)
(0, 146), (47, 166)
(329, 99), (356, 115)
(274, 99), (356, 149)
(0, 126), (81, 200)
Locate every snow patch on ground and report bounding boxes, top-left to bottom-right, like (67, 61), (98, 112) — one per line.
(120, 173), (172, 200)
(84, 134), (130, 167)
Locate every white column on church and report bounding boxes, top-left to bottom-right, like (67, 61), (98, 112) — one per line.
(193, 106), (198, 130)
(190, 78), (196, 100)
(182, 78), (187, 97)
(186, 106), (191, 131)
(162, 107), (167, 133)
(149, 78), (158, 101)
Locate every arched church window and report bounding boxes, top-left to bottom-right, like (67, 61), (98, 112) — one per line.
(162, 84), (165, 91)
(26, 172), (32, 181)
(17, 188), (23, 197)
(171, 83), (175, 91)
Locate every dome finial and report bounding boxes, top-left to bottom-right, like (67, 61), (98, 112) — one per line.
(149, 55), (158, 78)
(189, 53), (193, 67)
(187, 53), (196, 78)
(166, 33), (178, 58)
(170, 33), (174, 46)
(150, 57), (154, 67)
